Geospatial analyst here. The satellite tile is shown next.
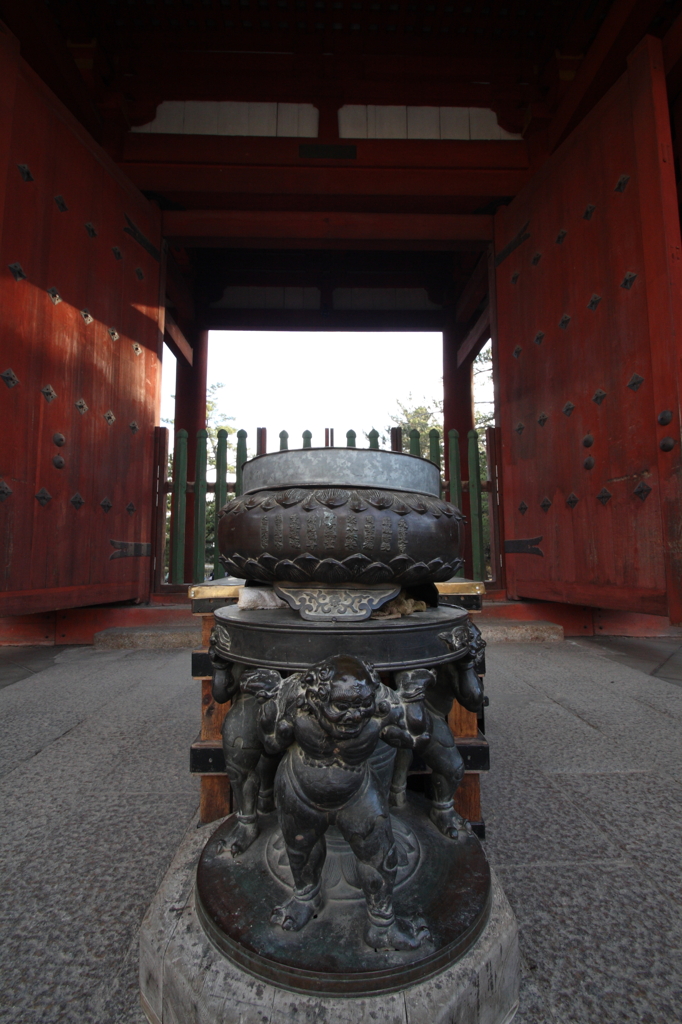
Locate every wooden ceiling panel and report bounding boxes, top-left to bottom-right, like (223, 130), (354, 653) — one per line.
(7, 0), (681, 153)
(28, 0), (621, 135)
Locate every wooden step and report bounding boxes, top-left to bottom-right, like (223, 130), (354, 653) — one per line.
(476, 619), (564, 642)
(93, 625), (202, 650)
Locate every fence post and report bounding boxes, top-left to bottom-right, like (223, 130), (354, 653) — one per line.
(429, 428), (441, 469)
(448, 429), (462, 509)
(409, 428), (421, 457)
(213, 428), (228, 579)
(170, 429), (188, 584)
(468, 429), (485, 581)
(346, 430), (356, 447)
(279, 430), (288, 450)
(368, 429), (379, 450)
(302, 430), (312, 449)
(390, 426), (402, 451)
(235, 429), (247, 496)
(192, 430), (208, 583)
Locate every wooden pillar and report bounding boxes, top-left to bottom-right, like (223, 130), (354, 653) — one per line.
(198, 613), (231, 822)
(317, 97), (341, 141)
(175, 329), (209, 582)
(443, 325), (475, 577)
(448, 697), (482, 826)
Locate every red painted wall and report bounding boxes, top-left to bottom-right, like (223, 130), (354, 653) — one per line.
(0, 37), (164, 615)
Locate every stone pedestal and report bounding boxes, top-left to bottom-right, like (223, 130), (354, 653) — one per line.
(139, 821), (520, 1024)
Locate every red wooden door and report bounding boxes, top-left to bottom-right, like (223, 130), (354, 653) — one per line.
(0, 47), (164, 615)
(494, 37), (682, 621)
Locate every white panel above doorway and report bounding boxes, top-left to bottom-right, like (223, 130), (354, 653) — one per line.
(338, 105), (522, 140)
(132, 101), (318, 138)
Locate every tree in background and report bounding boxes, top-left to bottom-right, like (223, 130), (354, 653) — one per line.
(370, 341), (495, 578)
(205, 382), (237, 471)
(365, 395), (444, 460)
(389, 395), (444, 460)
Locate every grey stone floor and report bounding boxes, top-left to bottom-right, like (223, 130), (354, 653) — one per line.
(0, 647), (200, 1024)
(0, 640), (680, 1023)
(578, 635), (682, 686)
(481, 640), (682, 1024)
(0, 645), (77, 690)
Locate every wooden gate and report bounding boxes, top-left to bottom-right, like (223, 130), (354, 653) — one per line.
(494, 37), (682, 621)
(0, 37), (163, 615)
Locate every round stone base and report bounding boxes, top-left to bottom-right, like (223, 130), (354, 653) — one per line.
(140, 820), (520, 1024)
(195, 799), (491, 995)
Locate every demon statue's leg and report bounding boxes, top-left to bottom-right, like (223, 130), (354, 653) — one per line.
(389, 747), (413, 808)
(222, 693), (266, 856)
(422, 716), (471, 839)
(255, 751), (280, 814)
(270, 757), (326, 932)
(338, 780), (430, 951)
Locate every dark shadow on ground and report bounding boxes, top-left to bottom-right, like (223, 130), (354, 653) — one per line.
(0, 645), (77, 690)
(577, 636), (682, 687)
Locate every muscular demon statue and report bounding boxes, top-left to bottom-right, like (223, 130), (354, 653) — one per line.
(248, 654), (433, 952)
(390, 621), (487, 840)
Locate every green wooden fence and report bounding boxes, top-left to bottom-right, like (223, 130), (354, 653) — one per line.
(164, 427), (487, 585)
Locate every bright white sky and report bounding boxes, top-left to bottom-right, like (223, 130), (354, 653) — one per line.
(160, 330), (493, 470)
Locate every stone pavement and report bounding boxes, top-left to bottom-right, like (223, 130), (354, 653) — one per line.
(0, 647), (200, 1024)
(0, 640), (680, 1024)
(482, 639), (682, 1024)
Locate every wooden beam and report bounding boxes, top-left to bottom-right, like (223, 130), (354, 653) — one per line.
(455, 252), (489, 323)
(663, 9), (682, 99)
(515, 580), (667, 617)
(164, 312), (193, 366)
(208, 270), (446, 289)
(127, 51), (534, 102)
(0, 7), (102, 139)
(165, 255), (196, 324)
(163, 210), (493, 245)
(122, 135), (529, 171)
(122, 162), (528, 199)
(457, 307), (491, 368)
(0, 583), (142, 618)
(443, 327), (474, 572)
(546, 0), (662, 153)
(200, 308), (447, 332)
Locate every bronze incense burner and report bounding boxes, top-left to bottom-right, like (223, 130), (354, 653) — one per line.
(217, 448), (464, 587)
(197, 447), (490, 995)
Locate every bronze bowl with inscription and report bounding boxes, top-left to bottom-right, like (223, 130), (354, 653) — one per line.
(217, 448), (463, 587)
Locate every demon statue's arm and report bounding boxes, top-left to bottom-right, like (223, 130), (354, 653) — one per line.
(208, 627), (240, 704)
(377, 669), (433, 754)
(389, 622), (487, 841)
(438, 619), (487, 713)
(207, 629), (294, 859)
(243, 668), (304, 756)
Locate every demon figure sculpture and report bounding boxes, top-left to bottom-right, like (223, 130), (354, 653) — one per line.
(247, 654), (433, 952)
(390, 621), (486, 839)
(209, 631), (283, 856)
